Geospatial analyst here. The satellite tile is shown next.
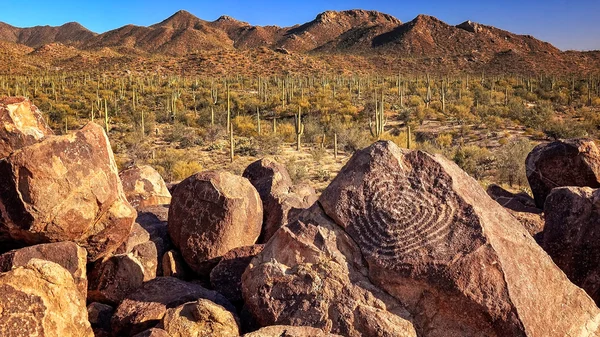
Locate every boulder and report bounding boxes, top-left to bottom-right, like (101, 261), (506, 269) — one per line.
(245, 141), (600, 337)
(0, 259), (93, 337)
(0, 122), (136, 261)
(542, 186), (600, 305)
(168, 171), (262, 275)
(88, 253), (145, 305)
(0, 96), (53, 159)
(210, 244), (264, 304)
(112, 277), (235, 337)
(162, 250), (189, 279)
(87, 302), (114, 337)
(120, 165), (172, 208)
(486, 184), (544, 238)
(137, 205), (172, 274)
(131, 240), (159, 281)
(161, 299), (240, 337)
(526, 138), (600, 208)
(243, 325), (343, 337)
(116, 222), (151, 254)
(0, 241), (87, 297)
(132, 328), (171, 337)
(243, 158), (317, 242)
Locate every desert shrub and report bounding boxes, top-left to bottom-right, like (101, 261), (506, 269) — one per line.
(435, 133), (453, 148)
(542, 120), (588, 140)
(286, 159), (308, 184)
(314, 168), (331, 182)
(453, 145), (494, 180)
(277, 122), (296, 143)
(309, 147), (327, 163)
(256, 133), (282, 156)
(172, 161), (203, 181)
(495, 139), (534, 187)
(233, 115), (257, 138)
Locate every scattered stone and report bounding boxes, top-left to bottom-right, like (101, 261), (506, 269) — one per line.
(243, 325), (343, 337)
(88, 253), (145, 305)
(542, 186), (600, 305)
(0, 96), (53, 159)
(112, 277), (235, 337)
(0, 259), (93, 337)
(161, 299), (240, 337)
(526, 138), (600, 208)
(243, 158), (317, 242)
(0, 241), (88, 298)
(210, 244), (264, 304)
(120, 165), (172, 208)
(168, 171), (263, 275)
(0, 122), (136, 261)
(87, 302), (114, 337)
(116, 222), (151, 254)
(162, 250), (189, 279)
(486, 184), (544, 238)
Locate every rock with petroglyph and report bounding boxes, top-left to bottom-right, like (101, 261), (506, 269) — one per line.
(132, 328), (171, 337)
(168, 170), (262, 275)
(0, 122), (136, 261)
(542, 186), (600, 306)
(242, 325), (344, 337)
(210, 244), (264, 304)
(161, 299), (240, 337)
(88, 253), (146, 305)
(0, 96), (53, 159)
(0, 241), (88, 298)
(243, 158), (317, 242)
(0, 259), (93, 337)
(526, 138), (600, 208)
(245, 141), (600, 337)
(120, 165), (172, 208)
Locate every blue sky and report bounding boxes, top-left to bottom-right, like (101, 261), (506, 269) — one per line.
(0, 0), (598, 51)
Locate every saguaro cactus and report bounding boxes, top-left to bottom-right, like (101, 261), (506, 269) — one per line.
(295, 107), (304, 151)
(369, 91), (386, 139)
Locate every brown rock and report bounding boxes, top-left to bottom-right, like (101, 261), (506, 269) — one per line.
(243, 325), (343, 337)
(112, 277), (235, 337)
(526, 138), (600, 208)
(210, 244), (264, 303)
(486, 184), (545, 238)
(0, 241), (88, 298)
(242, 205), (417, 337)
(87, 302), (114, 337)
(0, 122), (136, 261)
(0, 96), (53, 159)
(132, 328), (171, 337)
(131, 240), (159, 281)
(162, 250), (189, 279)
(243, 158), (317, 242)
(0, 259), (93, 337)
(542, 186), (600, 306)
(116, 222), (151, 254)
(168, 171), (263, 275)
(88, 253), (145, 305)
(137, 205), (172, 275)
(161, 299), (240, 337)
(318, 141), (600, 336)
(120, 165), (172, 208)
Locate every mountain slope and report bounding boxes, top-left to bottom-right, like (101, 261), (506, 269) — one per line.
(0, 22), (95, 48)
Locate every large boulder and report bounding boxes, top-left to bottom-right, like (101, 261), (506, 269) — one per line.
(486, 184), (544, 238)
(542, 186), (600, 305)
(168, 171), (262, 275)
(0, 122), (136, 261)
(112, 277), (235, 337)
(0, 259), (93, 337)
(0, 241), (88, 298)
(161, 299), (240, 337)
(210, 244), (264, 304)
(526, 138), (600, 208)
(137, 205), (172, 275)
(120, 165), (172, 208)
(88, 253), (146, 305)
(116, 223), (159, 280)
(87, 302), (114, 337)
(132, 328), (171, 337)
(243, 158), (317, 242)
(0, 96), (53, 159)
(243, 326), (343, 337)
(244, 141), (600, 337)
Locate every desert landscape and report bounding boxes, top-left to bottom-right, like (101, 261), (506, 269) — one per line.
(0, 4), (599, 337)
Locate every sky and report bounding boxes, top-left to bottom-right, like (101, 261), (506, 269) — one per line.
(0, 0), (598, 51)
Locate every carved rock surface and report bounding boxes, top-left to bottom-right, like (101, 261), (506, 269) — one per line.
(0, 259), (93, 337)
(243, 158), (317, 242)
(0, 96), (53, 159)
(210, 244), (264, 304)
(161, 299), (240, 337)
(243, 325), (344, 337)
(526, 138), (600, 208)
(112, 276), (235, 337)
(0, 241), (88, 297)
(88, 253), (145, 305)
(132, 328), (171, 337)
(542, 186), (600, 306)
(168, 170), (262, 275)
(120, 165), (172, 208)
(0, 122), (136, 261)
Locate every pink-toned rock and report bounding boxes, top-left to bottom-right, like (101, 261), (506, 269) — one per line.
(0, 96), (53, 159)
(243, 158), (317, 242)
(243, 325), (343, 337)
(161, 299), (240, 337)
(88, 253), (146, 305)
(168, 171), (262, 275)
(0, 259), (94, 337)
(162, 250), (189, 279)
(210, 244), (264, 303)
(120, 165), (172, 208)
(486, 184), (544, 238)
(526, 138), (600, 208)
(137, 205), (172, 276)
(0, 241), (88, 298)
(111, 277), (235, 337)
(0, 122), (136, 261)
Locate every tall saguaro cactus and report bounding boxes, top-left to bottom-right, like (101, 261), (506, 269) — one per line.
(295, 107), (304, 151)
(369, 91), (386, 139)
